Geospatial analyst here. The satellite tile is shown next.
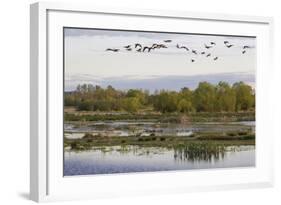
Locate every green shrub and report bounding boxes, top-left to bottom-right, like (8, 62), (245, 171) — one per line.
(160, 137), (166, 141)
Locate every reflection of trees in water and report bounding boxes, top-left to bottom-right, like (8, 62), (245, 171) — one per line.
(90, 144), (254, 162)
(96, 145), (167, 157)
(117, 145), (167, 156)
(173, 143), (227, 162)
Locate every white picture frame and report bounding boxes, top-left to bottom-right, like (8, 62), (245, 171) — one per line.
(30, 2), (274, 202)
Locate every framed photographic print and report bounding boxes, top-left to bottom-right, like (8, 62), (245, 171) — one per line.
(30, 2), (274, 202)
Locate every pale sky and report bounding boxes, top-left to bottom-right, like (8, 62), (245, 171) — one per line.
(64, 28), (256, 92)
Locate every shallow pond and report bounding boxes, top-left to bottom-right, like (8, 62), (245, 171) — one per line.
(64, 145), (255, 176)
(65, 121), (255, 139)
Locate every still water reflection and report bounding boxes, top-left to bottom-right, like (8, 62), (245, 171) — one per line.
(64, 145), (255, 176)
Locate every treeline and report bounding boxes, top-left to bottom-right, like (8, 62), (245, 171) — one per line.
(64, 81), (255, 113)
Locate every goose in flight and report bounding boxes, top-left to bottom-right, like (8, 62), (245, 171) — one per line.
(106, 48), (119, 52)
(224, 41), (229, 44)
(176, 44), (189, 51)
(152, 43), (158, 49)
(192, 50), (198, 55)
(204, 44), (212, 49)
(242, 50), (246, 54)
(143, 46), (152, 52)
(210, 42), (216, 45)
(213, 57), (218, 60)
(150, 44), (165, 49)
(181, 46), (189, 51)
(124, 45), (131, 49)
(226, 44), (234, 48)
(136, 48), (142, 52)
(243, 45), (250, 49)
(206, 53), (211, 57)
(159, 44), (167, 48)
(164, 40), (172, 43)
(201, 51), (206, 55)
(135, 43), (142, 49)
(191, 59), (195, 63)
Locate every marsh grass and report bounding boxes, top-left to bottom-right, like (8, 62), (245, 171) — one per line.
(64, 111), (255, 123)
(173, 142), (227, 162)
(64, 129), (255, 151)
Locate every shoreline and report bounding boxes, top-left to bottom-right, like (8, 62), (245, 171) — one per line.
(64, 134), (255, 151)
(63, 110), (255, 151)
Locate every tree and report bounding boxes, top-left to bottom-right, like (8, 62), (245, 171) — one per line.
(64, 93), (77, 106)
(122, 97), (141, 113)
(126, 89), (147, 105)
(177, 99), (194, 113)
(233, 82), (254, 111)
(77, 100), (93, 111)
(153, 91), (178, 113)
(193, 82), (216, 112)
(215, 81), (236, 112)
(177, 87), (194, 113)
(65, 82), (255, 113)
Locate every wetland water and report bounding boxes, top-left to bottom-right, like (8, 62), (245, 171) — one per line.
(64, 121), (255, 176)
(64, 121), (255, 139)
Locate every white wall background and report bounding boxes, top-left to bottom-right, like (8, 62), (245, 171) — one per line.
(0, 0), (280, 204)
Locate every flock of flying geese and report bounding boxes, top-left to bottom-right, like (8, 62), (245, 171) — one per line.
(105, 39), (252, 63)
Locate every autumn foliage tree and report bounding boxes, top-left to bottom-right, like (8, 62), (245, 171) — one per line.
(64, 81), (255, 113)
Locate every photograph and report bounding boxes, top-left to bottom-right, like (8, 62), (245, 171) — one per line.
(63, 27), (256, 176)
